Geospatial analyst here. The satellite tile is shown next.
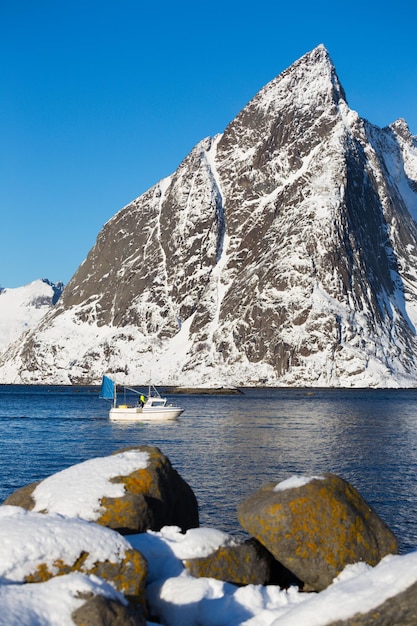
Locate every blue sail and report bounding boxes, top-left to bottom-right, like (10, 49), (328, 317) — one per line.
(99, 375), (115, 400)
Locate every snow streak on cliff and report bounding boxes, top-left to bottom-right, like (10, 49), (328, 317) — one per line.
(1, 45), (417, 387)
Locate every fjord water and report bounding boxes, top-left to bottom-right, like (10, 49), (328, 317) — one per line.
(1, 385), (417, 553)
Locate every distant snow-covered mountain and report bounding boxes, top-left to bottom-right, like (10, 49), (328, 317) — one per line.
(1, 45), (417, 387)
(0, 280), (64, 356)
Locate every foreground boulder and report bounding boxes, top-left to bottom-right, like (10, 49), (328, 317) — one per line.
(3, 446), (199, 534)
(0, 506), (147, 605)
(237, 474), (398, 591)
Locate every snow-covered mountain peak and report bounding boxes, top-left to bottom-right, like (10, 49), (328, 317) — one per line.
(251, 44), (345, 115)
(390, 118), (413, 142)
(217, 45), (348, 189)
(1, 48), (416, 387)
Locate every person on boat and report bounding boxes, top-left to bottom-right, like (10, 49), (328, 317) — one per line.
(139, 394), (146, 407)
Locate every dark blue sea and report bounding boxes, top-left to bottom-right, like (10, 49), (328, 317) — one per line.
(1, 385), (417, 553)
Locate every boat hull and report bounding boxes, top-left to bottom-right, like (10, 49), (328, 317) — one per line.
(109, 406), (183, 421)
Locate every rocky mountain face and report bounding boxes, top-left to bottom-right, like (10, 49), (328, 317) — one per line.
(1, 45), (417, 387)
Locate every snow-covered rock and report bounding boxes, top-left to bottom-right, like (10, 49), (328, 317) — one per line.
(4, 446), (199, 534)
(1, 45), (417, 387)
(0, 506), (147, 603)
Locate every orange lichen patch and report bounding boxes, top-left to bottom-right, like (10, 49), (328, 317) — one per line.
(216, 546), (241, 571)
(184, 543), (271, 586)
(70, 551), (90, 571)
(98, 496), (137, 527)
(24, 552), (90, 583)
(119, 468), (156, 495)
(264, 501), (284, 519)
(286, 487), (379, 570)
(249, 502), (284, 537)
(184, 545), (242, 579)
(290, 496), (341, 563)
(25, 562), (55, 583)
(109, 449), (168, 498)
(90, 549), (147, 605)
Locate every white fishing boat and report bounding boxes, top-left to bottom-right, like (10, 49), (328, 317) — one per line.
(99, 375), (184, 421)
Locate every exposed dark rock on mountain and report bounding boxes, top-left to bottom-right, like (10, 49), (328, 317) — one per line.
(1, 44), (416, 386)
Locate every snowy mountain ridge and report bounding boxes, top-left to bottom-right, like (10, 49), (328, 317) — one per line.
(0, 280), (64, 355)
(1, 45), (417, 387)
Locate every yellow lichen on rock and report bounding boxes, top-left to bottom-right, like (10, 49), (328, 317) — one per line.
(24, 547), (147, 606)
(238, 473), (398, 591)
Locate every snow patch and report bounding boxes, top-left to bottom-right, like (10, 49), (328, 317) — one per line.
(33, 449), (149, 520)
(274, 475), (324, 492)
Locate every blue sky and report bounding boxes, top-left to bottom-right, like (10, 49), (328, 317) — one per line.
(1, 0), (416, 288)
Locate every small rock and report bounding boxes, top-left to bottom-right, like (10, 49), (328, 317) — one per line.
(72, 593), (146, 626)
(2, 481), (39, 509)
(184, 537), (302, 588)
